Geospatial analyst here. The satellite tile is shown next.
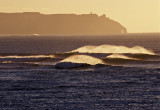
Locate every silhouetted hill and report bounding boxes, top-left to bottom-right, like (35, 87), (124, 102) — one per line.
(0, 12), (127, 34)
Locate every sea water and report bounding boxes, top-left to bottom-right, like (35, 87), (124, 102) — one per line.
(0, 33), (160, 109)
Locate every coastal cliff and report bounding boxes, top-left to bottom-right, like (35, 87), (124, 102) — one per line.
(0, 12), (127, 34)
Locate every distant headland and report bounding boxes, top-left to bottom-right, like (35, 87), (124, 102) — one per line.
(0, 12), (127, 34)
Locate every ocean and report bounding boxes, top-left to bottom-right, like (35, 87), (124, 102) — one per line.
(0, 33), (160, 109)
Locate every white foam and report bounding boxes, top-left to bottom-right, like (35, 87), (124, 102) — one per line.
(106, 54), (138, 60)
(0, 55), (55, 58)
(72, 45), (155, 55)
(61, 55), (104, 65)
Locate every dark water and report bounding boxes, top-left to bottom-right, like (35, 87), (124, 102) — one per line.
(1, 67), (160, 109)
(0, 33), (159, 69)
(0, 33), (160, 109)
(0, 33), (159, 54)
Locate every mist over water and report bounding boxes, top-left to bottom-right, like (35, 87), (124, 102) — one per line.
(72, 45), (155, 55)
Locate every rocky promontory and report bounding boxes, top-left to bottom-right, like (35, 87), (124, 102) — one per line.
(0, 12), (127, 34)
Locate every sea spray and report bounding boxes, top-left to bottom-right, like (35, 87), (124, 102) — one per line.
(60, 55), (104, 65)
(72, 45), (155, 55)
(106, 54), (139, 60)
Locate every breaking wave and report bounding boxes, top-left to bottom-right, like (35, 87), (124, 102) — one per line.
(0, 55), (57, 63)
(0, 44), (159, 69)
(106, 54), (138, 60)
(60, 55), (104, 65)
(0, 55), (55, 59)
(72, 45), (155, 55)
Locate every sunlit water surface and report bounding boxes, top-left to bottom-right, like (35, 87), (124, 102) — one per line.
(0, 33), (160, 109)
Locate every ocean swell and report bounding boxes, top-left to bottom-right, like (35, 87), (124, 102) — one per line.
(72, 45), (155, 55)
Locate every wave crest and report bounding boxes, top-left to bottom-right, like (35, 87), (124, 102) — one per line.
(106, 54), (138, 60)
(72, 45), (155, 55)
(60, 55), (104, 65)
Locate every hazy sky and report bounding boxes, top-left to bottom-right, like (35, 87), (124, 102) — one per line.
(0, 0), (160, 33)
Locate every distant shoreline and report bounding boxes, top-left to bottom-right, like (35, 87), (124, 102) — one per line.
(0, 33), (159, 39)
(0, 12), (127, 34)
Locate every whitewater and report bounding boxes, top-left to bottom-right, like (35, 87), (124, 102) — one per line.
(0, 33), (160, 109)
